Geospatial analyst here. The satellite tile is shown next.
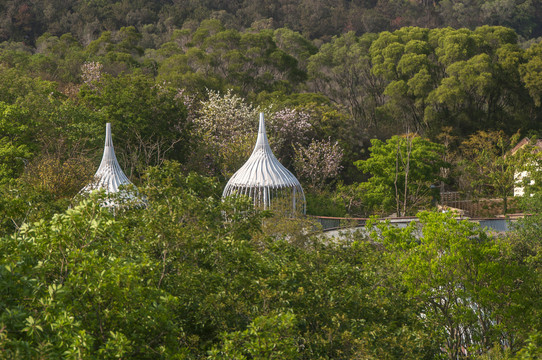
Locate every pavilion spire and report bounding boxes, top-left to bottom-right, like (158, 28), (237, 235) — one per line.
(80, 123), (140, 209)
(222, 113), (306, 214)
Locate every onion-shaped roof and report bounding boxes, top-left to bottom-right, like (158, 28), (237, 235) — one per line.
(82, 123), (132, 194)
(223, 113), (305, 213)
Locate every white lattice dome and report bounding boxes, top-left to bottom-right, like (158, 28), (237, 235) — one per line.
(222, 113), (306, 214)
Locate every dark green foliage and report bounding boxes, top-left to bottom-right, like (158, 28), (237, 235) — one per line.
(354, 135), (447, 216)
(0, 158), (540, 359)
(305, 190), (347, 217)
(1, 0), (541, 46)
(371, 212), (533, 357)
(0, 165), (439, 358)
(79, 72), (191, 177)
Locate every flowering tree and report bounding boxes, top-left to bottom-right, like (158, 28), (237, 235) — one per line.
(195, 91), (319, 178)
(267, 108), (312, 166)
(80, 61), (103, 88)
(293, 139), (343, 189)
(195, 89), (259, 177)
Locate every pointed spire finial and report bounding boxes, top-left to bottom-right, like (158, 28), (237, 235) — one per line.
(81, 122), (132, 195)
(105, 122), (113, 147)
(254, 112), (269, 150)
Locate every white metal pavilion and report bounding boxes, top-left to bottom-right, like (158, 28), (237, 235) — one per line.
(81, 123), (140, 207)
(222, 112), (306, 214)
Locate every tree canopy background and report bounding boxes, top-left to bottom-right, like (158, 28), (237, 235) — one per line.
(1, 0), (542, 46)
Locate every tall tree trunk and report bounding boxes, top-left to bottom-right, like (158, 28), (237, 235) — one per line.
(403, 135), (412, 216)
(394, 141), (401, 216)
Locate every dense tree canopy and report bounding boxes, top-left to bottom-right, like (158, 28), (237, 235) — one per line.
(1, 0), (541, 46)
(354, 134), (447, 216)
(0, 164), (541, 358)
(1, 22), (542, 214)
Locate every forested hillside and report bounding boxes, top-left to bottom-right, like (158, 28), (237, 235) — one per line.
(1, 0), (542, 45)
(2, 2), (542, 358)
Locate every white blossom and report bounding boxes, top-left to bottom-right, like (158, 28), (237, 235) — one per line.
(81, 61), (103, 88)
(294, 138), (343, 188)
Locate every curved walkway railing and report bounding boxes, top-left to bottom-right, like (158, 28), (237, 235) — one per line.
(310, 214), (526, 233)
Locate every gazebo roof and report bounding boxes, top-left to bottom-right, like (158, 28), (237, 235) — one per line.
(223, 113), (305, 213)
(81, 122), (133, 194)
(224, 113), (302, 188)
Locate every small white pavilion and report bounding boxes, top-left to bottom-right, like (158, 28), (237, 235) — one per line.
(222, 113), (306, 214)
(81, 123), (140, 207)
